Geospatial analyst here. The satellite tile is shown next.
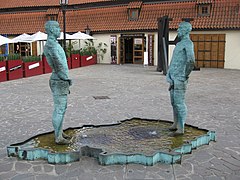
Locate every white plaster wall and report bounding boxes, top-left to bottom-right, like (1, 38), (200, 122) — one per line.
(223, 31), (240, 69)
(88, 34), (111, 64)
(168, 31), (178, 66)
(46, 30), (240, 69)
(167, 30), (240, 70)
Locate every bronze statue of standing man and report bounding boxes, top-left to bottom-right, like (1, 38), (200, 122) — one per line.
(166, 22), (195, 136)
(44, 21), (72, 144)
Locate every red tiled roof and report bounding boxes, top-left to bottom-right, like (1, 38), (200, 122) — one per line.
(127, 1), (143, 9)
(0, 0), (114, 9)
(197, 0), (213, 4)
(46, 8), (59, 15)
(0, 12), (47, 34)
(0, 0), (239, 35)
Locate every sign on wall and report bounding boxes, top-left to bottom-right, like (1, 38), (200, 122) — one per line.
(148, 34), (154, 66)
(134, 38), (143, 45)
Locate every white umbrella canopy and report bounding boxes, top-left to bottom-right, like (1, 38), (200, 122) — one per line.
(57, 32), (74, 40)
(0, 35), (13, 46)
(70, 31), (95, 40)
(11, 33), (31, 43)
(25, 31), (48, 42)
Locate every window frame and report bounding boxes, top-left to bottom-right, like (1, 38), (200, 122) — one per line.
(198, 4), (211, 16)
(128, 8), (139, 21)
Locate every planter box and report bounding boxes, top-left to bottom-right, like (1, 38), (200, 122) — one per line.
(7, 60), (23, 81)
(0, 61), (7, 82)
(67, 57), (72, 69)
(23, 61), (43, 78)
(43, 56), (52, 74)
(81, 54), (97, 67)
(71, 54), (80, 69)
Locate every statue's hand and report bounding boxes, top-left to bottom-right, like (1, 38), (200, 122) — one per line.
(68, 79), (73, 86)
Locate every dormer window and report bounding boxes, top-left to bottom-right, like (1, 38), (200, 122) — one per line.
(201, 5), (209, 14)
(127, 1), (143, 21)
(196, 0), (212, 16)
(48, 15), (57, 21)
(129, 9), (139, 21)
(46, 8), (59, 21)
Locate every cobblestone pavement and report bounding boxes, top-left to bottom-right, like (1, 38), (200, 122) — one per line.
(0, 64), (240, 180)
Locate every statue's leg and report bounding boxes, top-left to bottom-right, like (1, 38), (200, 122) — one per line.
(169, 89), (178, 131)
(173, 83), (187, 134)
(52, 95), (70, 144)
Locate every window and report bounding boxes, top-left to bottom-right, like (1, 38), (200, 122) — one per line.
(202, 6), (208, 14)
(129, 9), (139, 21)
(47, 15), (57, 21)
(198, 4), (211, 16)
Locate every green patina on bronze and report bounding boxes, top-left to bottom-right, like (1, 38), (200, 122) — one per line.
(166, 21), (195, 135)
(44, 20), (72, 145)
(21, 119), (206, 154)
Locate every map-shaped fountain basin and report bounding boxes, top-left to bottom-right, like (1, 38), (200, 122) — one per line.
(7, 118), (216, 165)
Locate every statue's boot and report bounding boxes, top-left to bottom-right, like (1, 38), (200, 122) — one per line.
(53, 114), (70, 145)
(173, 126), (184, 135)
(59, 126), (71, 139)
(170, 110), (185, 136)
(56, 137), (70, 145)
(169, 121), (178, 131)
(62, 132), (71, 139)
(169, 110), (178, 131)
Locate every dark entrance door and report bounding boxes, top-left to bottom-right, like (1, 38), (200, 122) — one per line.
(124, 38), (133, 63)
(119, 34), (145, 64)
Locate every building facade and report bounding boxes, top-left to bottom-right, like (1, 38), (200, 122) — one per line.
(0, 0), (240, 69)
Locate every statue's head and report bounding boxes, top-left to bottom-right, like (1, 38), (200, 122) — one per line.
(177, 22), (192, 39)
(45, 21), (61, 39)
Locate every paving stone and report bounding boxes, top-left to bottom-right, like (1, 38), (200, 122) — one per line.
(91, 172), (123, 180)
(0, 152), (6, 159)
(11, 173), (35, 180)
(175, 175), (192, 180)
(209, 158), (234, 174)
(0, 65), (240, 179)
(14, 162), (32, 172)
(144, 171), (164, 179)
(35, 174), (59, 180)
(43, 164), (55, 173)
(190, 150), (213, 163)
(193, 165), (215, 177)
(0, 162), (13, 173)
(64, 168), (85, 178)
(226, 175), (240, 180)
(221, 157), (240, 168)
(0, 171), (17, 180)
(67, 177), (79, 180)
(204, 176), (223, 180)
(55, 164), (69, 175)
(125, 167), (146, 180)
(188, 174), (204, 180)
(32, 165), (42, 173)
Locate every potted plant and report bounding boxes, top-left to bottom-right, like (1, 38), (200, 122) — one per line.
(96, 42), (108, 63)
(80, 40), (108, 67)
(6, 53), (23, 81)
(22, 55), (43, 78)
(0, 56), (7, 82)
(42, 54), (52, 74)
